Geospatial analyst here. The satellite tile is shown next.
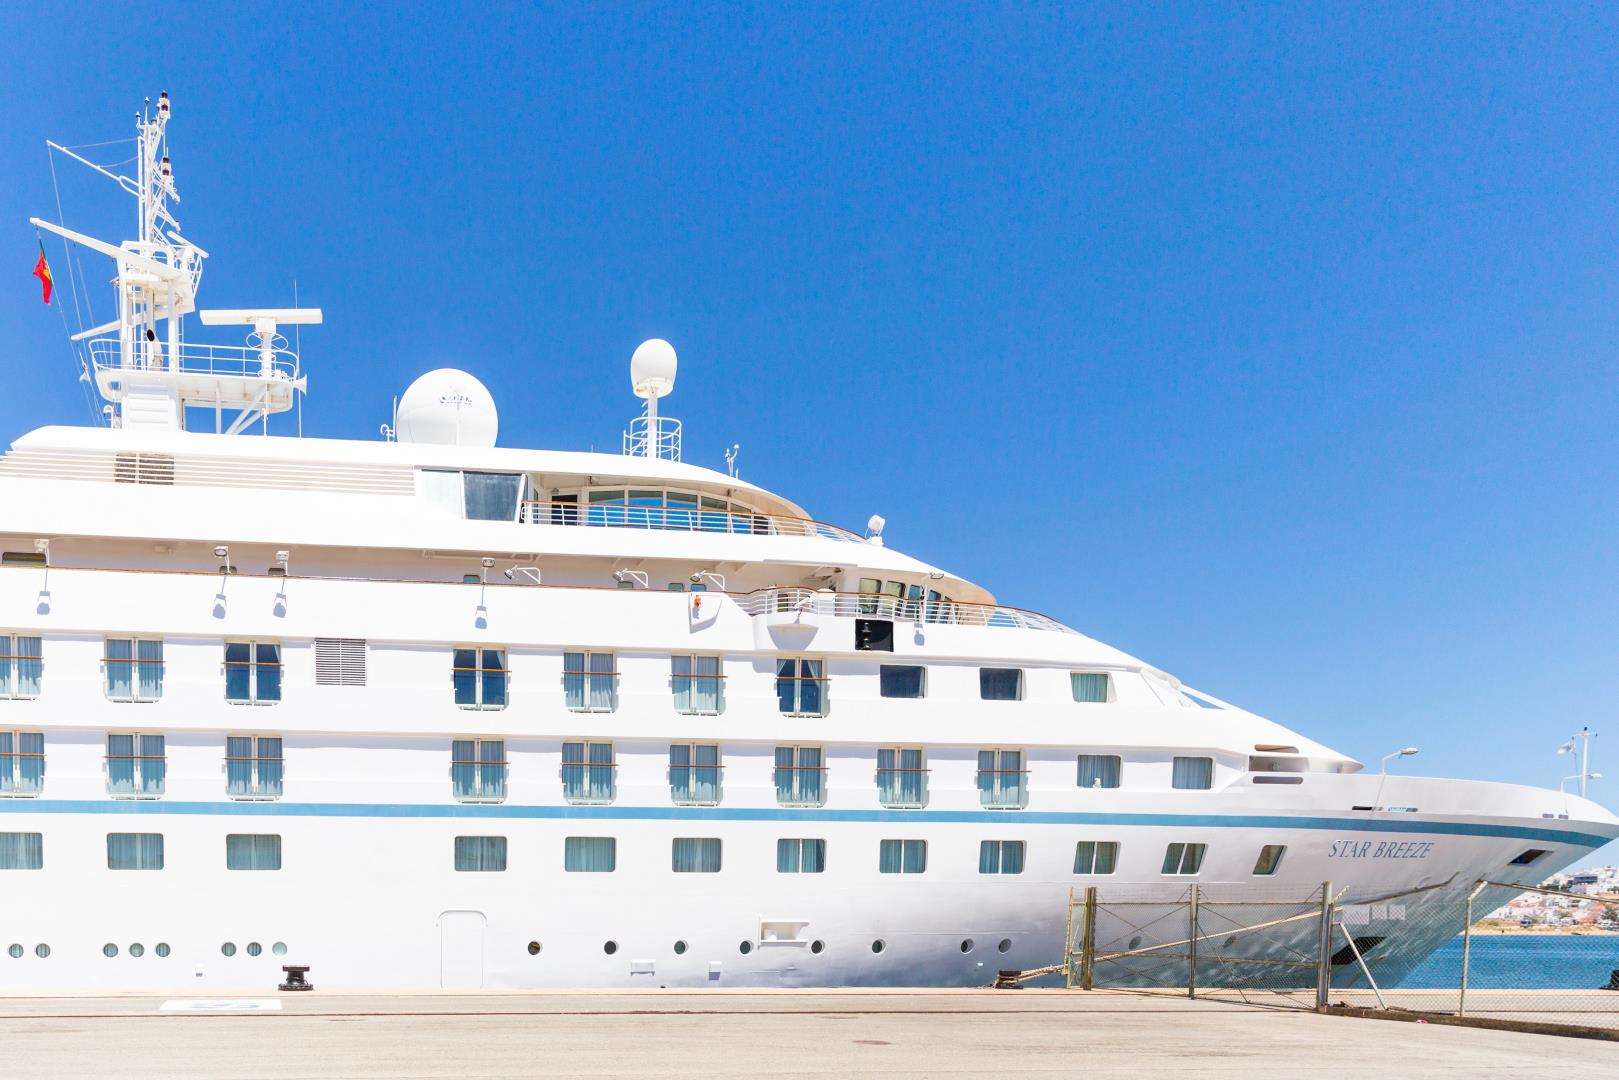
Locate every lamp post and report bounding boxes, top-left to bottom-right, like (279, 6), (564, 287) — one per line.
(1380, 747), (1420, 774)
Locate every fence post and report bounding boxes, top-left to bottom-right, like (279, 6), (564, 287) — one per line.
(1188, 884), (1200, 999)
(1315, 880), (1334, 1011)
(1065, 888), (1076, 988)
(1081, 886), (1097, 991)
(1459, 881), (1481, 1017)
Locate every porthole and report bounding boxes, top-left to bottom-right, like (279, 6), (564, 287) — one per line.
(739, 940), (753, 955)
(271, 942), (287, 957)
(1128, 935), (1142, 951)
(603, 941), (618, 955)
(35, 944), (49, 959)
(997, 938), (1012, 954)
(673, 940), (688, 955)
(129, 943), (145, 958)
(156, 943), (171, 958)
(221, 942), (237, 957)
(6, 944), (20, 959)
(246, 942), (263, 957)
(810, 940), (825, 954)
(959, 939), (974, 954)
(527, 941), (542, 956)
(103, 943), (118, 958)
(871, 939), (886, 954)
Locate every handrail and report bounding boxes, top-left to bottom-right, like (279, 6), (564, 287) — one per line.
(86, 338), (300, 381)
(739, 587), (1076, 634)
(518, 499), (864, 543)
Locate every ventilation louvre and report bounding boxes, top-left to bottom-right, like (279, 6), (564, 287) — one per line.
(314, 638), (367, 686)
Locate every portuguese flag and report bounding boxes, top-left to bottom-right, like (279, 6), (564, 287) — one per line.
(32, 242), (52, 305)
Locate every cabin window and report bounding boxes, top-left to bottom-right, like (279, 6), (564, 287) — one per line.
(105, 638), (163, 702)
(0, 832), (42, 870)
(107, 733), (165, 798)
(0, 551), (47, 567)
(453, 836), (507, 872)
(452, 739), (507, 803)
(564, 837), (616, 872)
(777, 838), (827, 874)
(224, 642), (281, 704)
(1161, 842), (1206, 876)
(672, 655), (723, 714)
(0, 732), (43, 796)
(1077, 754), (1122, 790)
(977, 748), (1026, 808)
(563, 651), (617, 712)
(879, 665), (925, 699)
(421, 469), (523, 521)
(1172, 756), (1214, 790)
(1074, 840), (1119, 875)
(453, 648), (507, 709)
(979, 668), (1023, 701)
(1253, 845), (1286, 876)
(226, 736), (283, 799)
(774, 745), (825, 806)
(879, 839), (927, 874)
(107, 833), (164, 870)
(562, 741), (615, 803)
(978, 840), (1025, 875)
(669, 744), (722, 805)
(225, 834), (282, 871)
(671, 837), (722, 873)
(1071, 672), (1110, 703)
(1509, 848), (1551, 866)
(0, 634), (42, 699)
(776, 657), (827, 716)
(876, 747), (927, 807)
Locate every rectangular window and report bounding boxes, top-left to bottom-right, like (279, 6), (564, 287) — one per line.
(564, 836), (617, 872)
(0, 732), (44, 796)
(451, 739), (507, 802)
(453, 835), (508, 872)
(313, 638), (367, 686)
(1510, 848), (1551, 866)
(1253, 844), (1286, 876)
(107, 733), (165, 797)
(225, 833), (282, 871)
(1172, 756), (1214, 790)
(879, 665), (925, 699)
(978, 840), (1026, 875)
(226, 736), (284, 799)
(1073, 840), (1120, 875)
(463, 472), (523, 521)
(1161, 842), (1207, 876)
(773, 745), (825, 806)
(669, 743), (721, 805)
(672, 655), (723, 714)
(776, 838), (827, 873)
(979, 667), (1023, 701)
(1077, 754), (1122, 790)
(876, 747), (927, 808)
(563, 651), (617, 712)
(105, 638), (163, 702)
(224, 642), (281, 704)
(776, 657), (827, 716)
(879, 838), (927, 874)
(0, 832), (42, 869)
(562, 741), (615, 803)
(453, 648), (507, 709)
(977, 748), (1026, 808)
(671, 837), (722, 873)
(107, 832), (164, 870)
(1071, 672), (1110, 703)
(0, 634), (42, 699)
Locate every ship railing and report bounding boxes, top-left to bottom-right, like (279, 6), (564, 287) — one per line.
(518, 500), (865, 543)
(740, 587), (1077, 634)
(86, 338), (300, 382)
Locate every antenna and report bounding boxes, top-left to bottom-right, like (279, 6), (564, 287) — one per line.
(724, 443), (741, 478)
(623, 339), (682, 460)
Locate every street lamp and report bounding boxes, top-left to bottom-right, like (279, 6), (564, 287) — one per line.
(1380, 747), (1420, 774)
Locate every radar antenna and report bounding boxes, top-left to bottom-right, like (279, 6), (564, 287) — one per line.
(623, 338), (682, 460)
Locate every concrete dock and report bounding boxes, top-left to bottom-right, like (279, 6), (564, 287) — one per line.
(2, 989), (1615, 1079)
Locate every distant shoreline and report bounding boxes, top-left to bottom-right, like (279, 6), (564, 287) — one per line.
(1469, 921), (1619, 937)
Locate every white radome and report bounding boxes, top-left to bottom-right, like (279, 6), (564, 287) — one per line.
(630, 338), (678, 399)
(395, 368), (499, 447)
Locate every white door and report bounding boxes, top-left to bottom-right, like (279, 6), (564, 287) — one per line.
(439, 910), (486, 989)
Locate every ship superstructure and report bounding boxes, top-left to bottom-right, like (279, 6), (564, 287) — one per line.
(1, 96), (1614, 992)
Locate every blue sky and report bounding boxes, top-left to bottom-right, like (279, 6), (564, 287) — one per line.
(3, 5), (1616, 842)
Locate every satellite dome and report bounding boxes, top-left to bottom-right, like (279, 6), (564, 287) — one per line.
(630, 338), (678, 399)
(395, 368), (498, 447)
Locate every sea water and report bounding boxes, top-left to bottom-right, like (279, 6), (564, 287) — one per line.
(1402, 935), (1619, 989)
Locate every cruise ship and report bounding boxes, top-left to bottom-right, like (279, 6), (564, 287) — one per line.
(3, 96), (1614, 993)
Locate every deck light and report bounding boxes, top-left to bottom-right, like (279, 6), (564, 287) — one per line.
(213, 545), (229, 560)
(1379, 747), (1420, 774)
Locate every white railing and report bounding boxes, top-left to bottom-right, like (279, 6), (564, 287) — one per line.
(622, 414), (682, 461)
(87, 338), (300, 382)
(739, 587), (1076, 634)
(519, 501), (866, 543)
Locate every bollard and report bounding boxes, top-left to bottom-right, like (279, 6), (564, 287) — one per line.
(279, 964), (314, 991)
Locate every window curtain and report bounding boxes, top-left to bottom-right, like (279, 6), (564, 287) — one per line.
(136, 639), (163, 700)
(879, 838), (904, 873)
(672, 837), (721, 873)
(1002, 842), (1024, 873)
(107, 733), (136, 794)
(588, 652), (615, 711)
(454, 835), (507, 871)
(480, 650), (506, 707)
(1077, 755), (1121, 790)
(978, 840), (1000, 874)
(564, 836), (615, 872)
(670, 744), (720, 804)
(979, 750), (1023, 807)
(480, 739), (506, 799)
(106, 638), (133, 700)
(775, 659), (796, 713)
(1075, 841), (1119, 875)
(226, 833), (281, 870)
(773, 746), (795, 803)
(979, 668), (1021, 700)
(0, 733), (42, 794)
(693, 655), (721, 713)
(256, 737), (283, 795)
(671, 656), (693, 713)
(798, 659), (823, 715)
(564, 742), (614, 801)
(1172, 757), (1213, 790)
(226, 736), (256, 796)
(881, 839), (925, 874)
(463, 472), (521, 522)
(878, 748), (925, 806)
(1071, 672), (1108, 703)
(9, 635), (41, 698)
(777, 839), (825, 873)
(139, 735), (165, 795)
(0, 831), (43, 869)
(107, 832), (163, 869)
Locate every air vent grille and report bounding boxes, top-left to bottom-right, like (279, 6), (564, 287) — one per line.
(314, 638), (367, 686)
